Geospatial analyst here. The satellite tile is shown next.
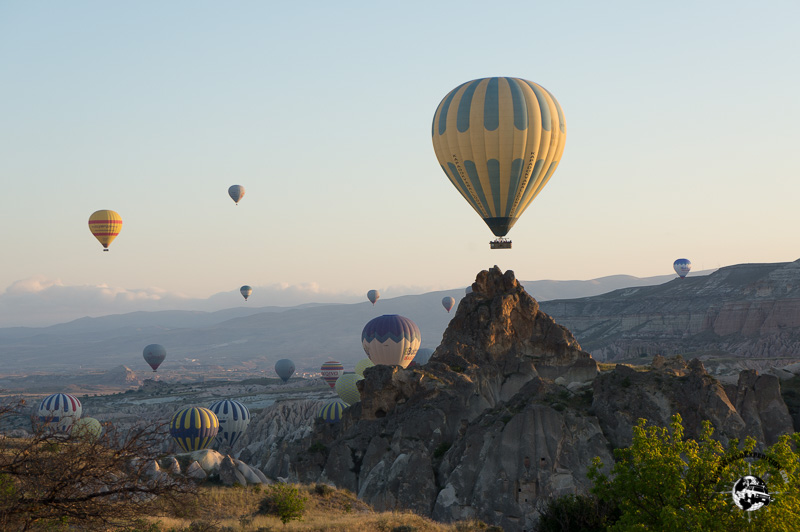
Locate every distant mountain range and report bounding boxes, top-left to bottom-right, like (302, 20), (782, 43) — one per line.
(0, 270), (712, 374)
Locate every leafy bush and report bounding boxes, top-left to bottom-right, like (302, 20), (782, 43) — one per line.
(313, 483), (334, 496)
(433, 442), (451, 459)
(308, 441), (327, 454)
(257, 483), (307, 524)
(535, 494), (619, 531)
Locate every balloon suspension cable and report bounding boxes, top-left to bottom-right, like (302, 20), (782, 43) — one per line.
(490, 238), (512, 250)
(103, 248), (109, 252)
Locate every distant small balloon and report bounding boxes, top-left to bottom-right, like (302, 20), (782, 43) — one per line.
(335, 373), (364, 405)
(320, 360), (345, 389)
(442, 296), (455, 313)
(465, 286), (473, 295)
(275, 359), (295, 383)
(673, 259), (692, 279)
(228, 185), (245, 205)
(367, 290), (380, 305)
(88, 210), (122, 251)
(355, 358), (375, 377)
(240, 285), (252, 301)
(143, 344), (167, 372)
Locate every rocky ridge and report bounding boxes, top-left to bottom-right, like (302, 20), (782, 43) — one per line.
(241, 266), (796, 531)
(539, 259), (800, 365)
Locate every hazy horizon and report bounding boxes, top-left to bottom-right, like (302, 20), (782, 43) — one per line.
(2, 2), (798, 328)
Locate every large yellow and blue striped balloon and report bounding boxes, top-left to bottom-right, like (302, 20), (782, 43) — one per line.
(432, 77), (566, 238)
(169, 407), (219, 453)
(318, 399), (348, 423)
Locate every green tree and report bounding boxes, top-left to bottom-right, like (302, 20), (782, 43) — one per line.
(257, 483), (307, 524)
(588, 414), (800, 531)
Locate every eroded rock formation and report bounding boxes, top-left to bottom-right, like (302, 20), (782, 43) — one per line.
(247, 266), (795, 532)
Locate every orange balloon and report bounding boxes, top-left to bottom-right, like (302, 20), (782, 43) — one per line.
(88, 210), (122, 251)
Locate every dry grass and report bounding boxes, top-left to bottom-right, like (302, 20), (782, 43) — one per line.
(141, 483), (493, 532)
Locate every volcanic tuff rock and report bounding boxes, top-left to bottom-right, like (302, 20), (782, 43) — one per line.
(539, 259), (800, 364)
(591, 356), (793, 448)
(249, 267), (796, 531)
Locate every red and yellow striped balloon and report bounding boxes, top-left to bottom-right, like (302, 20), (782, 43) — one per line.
(88, 210), (123, 251)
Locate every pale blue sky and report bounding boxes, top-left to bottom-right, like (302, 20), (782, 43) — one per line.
(1, 1), (799, 326)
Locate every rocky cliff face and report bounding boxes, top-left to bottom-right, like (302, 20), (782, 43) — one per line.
(248, 266), (795, 532)
(539, 259), (800, 365)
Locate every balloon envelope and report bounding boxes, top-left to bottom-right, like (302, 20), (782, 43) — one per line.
(466, 286), (473, 295)
(37, 393), (82, 432)
(361, 314), (421, 368)
(228, 185), (245, 204)
(72, 417), (102, 440)
(367, 290), (380, 305)
(275, 359), (295, 383)
(355, 358), (375, 377)
(432, 77), (566, 238)
(320, 360), (345, 389)
(88, 210), (122, 250)
(170, 407), (219, 453)
(209, 399), (250, 448)
(442, 296), (455, 313)
(319, 399), (348, 423)
(240, 285), (252, 301)
(674, 259), (692, 278)
(335, 373), (364, 405)
(143, 344), (167, 372)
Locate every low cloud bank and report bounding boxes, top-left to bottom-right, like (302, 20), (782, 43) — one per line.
(0, 276), (441, 328)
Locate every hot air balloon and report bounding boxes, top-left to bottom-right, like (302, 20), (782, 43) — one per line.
(319, 399), (348, 423)
(228, 185), (245, 205)
(466, 286), (473, 295)
(209, 399), (250, 449)
(442, 296), (455, 313)
(169, 406), (219, 453)
(320, 361), (345, 389)
(674, 259), (692, 278)
(37, 393), (82, 432)
(362, 314), (421, 368)
(240, 285), (252, 301)
(72, 417), (102, 440)
(143, 344), (167, 372)
(367, 290), (380, 305)
(88, 210), (122, 251)
(413, 348), (434, 366)
(275, 359), (295, 383)
(354, 358), (375, 377)
(432, 77), (566, 249)
(335, 374), (364, 405)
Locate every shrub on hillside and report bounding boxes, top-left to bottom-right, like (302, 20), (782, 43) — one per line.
(257, 483), (307, 524)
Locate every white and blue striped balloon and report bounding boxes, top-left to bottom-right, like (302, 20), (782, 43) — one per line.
(37, 393), (82, 432)
(673, 258), (692, 278)
(209, 399), (251, 448)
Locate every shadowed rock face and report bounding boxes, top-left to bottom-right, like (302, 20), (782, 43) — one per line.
(254, 266), (795, 532)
